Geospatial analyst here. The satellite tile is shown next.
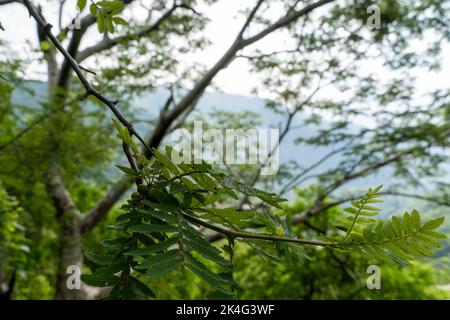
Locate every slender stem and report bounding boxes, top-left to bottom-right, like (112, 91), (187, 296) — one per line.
(343, 196), (368, 241)
(183, 213), (336, 248)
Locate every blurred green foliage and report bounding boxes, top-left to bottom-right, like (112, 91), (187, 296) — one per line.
(1, 0), (450, 299)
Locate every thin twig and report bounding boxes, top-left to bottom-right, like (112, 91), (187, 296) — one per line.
(183, 212), (335, 247)
(22, 0), (151, 158)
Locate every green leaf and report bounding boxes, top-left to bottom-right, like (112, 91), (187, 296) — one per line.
(374, 223), (384, 241)
(154, 148), (180, 174)
(360, 205), (381, 211)
(182, 221), (213, 240)
(89, 3), (97, 16)
(142, 199), (177, 212)
(40, 41), (50, 51)
(107, 221), (132, 230)
(384, 243), (414, 261)
(391, 216), (403, 236)
(180, 177), (202, 189)
(128, 276), (155, 298)
(81, 268), (119, 287)
(384, 250), (411, 267)
(112, 17), (128, 26)
(106, 15), (114, 33)
(372, 185), (383, 193)
(402, 212), (413, 233)
(365, 245), (391, 263)
(343, 207), (358, 214)
(136, 234), (156, 246)
(128, 223), (178, 233)
(184, 252), (232, 294)
(184, 236), (230, 268)
(101, 237), (128, 248)
(362, 228), (375, 242)
(365, 199), (384, 203)
(115, 165), (139, 177)
(125, 237), (178, 255)
(98, 1), (123, 10)
(136, 250), (181, 271)
(183, 192), (193, 207)
(408, 241), (434, 256)
(77, 0), (87, 11)
(410, 210), (421, 229)
(85, 252), (120, 266)
(97, 13), (105, 33)
(357, 211), (378, 217)
(81, 274), (119, 287)
(421, 230), (447, 240)
(345, 216), (375, 224)
(136, 208), (177, 223)
(421, 217), (445, 231)
(413, 233), (441, 248)
(145, 259), (181, 278)
(192, 173), (216, 191)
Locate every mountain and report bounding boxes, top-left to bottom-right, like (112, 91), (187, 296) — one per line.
(9, 82), (441, 211)
(133, 88), (387, 178)
(9, 81), (450, 269)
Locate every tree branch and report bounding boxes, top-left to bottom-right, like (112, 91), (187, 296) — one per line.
(292, 190), (450, 225)
(184, 213), (333, 247)
(236, 0), (265, 40)
(379, 191), (450, 208)
(57, 0), (66, 31)
(23, 0), (151, 156)
(56, 19), (92, 90)
(238, 79), (327, 208)
(77, 2), (180, 63)
(45, 167), (81, 220)
(82, 0), (338, 232)
(80, 176), (132, 233)
(207, 188), (450, 244)
(145, 0), (336, 159)
(240, 0), (335, 47)
(0, 0), (19, 5)
(279, 141), (354, 195)
(57, 0), (137, 89)
(206, 147), (436, 243)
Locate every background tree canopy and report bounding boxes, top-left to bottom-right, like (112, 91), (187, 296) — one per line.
(0, 0), (449, 300)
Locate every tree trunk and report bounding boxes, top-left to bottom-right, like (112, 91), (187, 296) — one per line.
(45, 169), (90, 299)
(54, 219), (85, 299)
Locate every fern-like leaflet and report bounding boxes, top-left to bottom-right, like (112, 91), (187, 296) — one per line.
(81, 144), (285, 299)
(81, 123), (447, 299)
(331, 185), (447, 266)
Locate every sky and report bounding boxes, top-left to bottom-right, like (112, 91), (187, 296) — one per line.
(1, 0), (449, 103)
(0, 0), (269, 95)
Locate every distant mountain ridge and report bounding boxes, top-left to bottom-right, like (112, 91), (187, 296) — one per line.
(10, 81), (439, 211)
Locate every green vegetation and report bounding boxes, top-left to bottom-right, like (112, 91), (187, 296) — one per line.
(0, 0), (449, 299)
